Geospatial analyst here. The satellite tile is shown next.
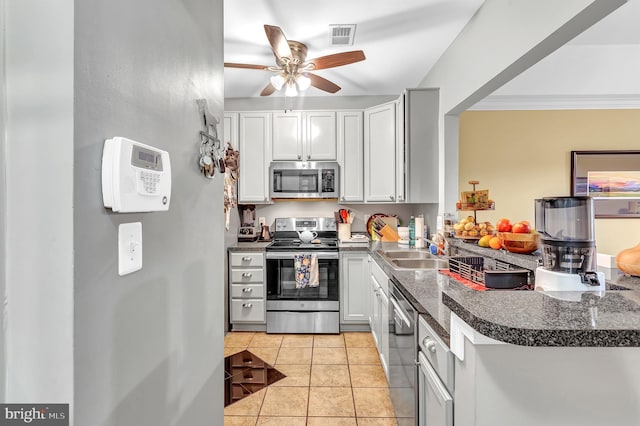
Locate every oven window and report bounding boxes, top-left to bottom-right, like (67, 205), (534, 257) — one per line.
(272, 169), (319, 193)
(266, 257), (339, 301)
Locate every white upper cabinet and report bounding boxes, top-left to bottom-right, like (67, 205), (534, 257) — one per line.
(364, 101), (398, 202)
(238, 112), (272, 204)
(272, 111), (336, 161)
(337, 111), (364, 203)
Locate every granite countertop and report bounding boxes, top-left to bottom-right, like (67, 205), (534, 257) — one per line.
(228, 239), (640, 347)
(371, 242), (640, 347)
(227, 241), (272, 251)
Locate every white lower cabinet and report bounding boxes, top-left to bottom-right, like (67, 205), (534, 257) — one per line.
(340, 252), (370, 326)
(229, 252), (265, 328)
(418, 316), (454, 426)
(369, 256), (390, 378)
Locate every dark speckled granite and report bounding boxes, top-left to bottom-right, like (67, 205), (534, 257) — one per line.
(227, 242), (272, 251)
(371, 242), (640, 347)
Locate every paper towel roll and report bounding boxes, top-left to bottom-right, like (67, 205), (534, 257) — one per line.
(415, 216), (425, 248)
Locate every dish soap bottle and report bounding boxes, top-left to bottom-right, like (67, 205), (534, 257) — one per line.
(409, 216), (415, 247)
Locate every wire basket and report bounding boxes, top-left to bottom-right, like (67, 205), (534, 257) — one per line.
(448, 256), (485, 284)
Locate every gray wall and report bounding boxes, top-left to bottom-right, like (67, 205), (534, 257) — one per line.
(74, 0), (224, 425)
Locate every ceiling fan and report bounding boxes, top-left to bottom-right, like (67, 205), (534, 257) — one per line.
(224, 25), (366, 96)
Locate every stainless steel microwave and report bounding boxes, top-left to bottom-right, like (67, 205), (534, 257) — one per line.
(270, 161), (339, 199)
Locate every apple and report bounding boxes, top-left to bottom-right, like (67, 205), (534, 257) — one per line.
(496, 218), (512, 232)
(512, 221), (531, 233)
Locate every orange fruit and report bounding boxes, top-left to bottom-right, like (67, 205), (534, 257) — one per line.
(489, 236), (502, 250)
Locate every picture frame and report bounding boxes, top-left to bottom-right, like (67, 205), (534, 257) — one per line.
(571, 150), (640, 218)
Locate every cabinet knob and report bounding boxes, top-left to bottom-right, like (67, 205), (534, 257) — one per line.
(242, 256), (252, 261)
(389, 195), (395, 201)
(242, 273), (252, 278)
(423, 337), (437, 353)
(297, 154), (301, 160)
(307, 154), (310, 160)
(242, 287), (253, 293)
(242, 303), (253, 308)
(398, 195), (404, 201)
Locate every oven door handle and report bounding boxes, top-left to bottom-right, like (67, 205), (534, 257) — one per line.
(265, 251), (339, 260)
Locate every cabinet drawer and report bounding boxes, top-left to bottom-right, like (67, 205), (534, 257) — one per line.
(231, 284), (265, 299)
(418, 315), (454, 393)
(231, 269), (264, 283)
(370, 257), (389, 295)
(230, 299), (265, 323)
(230, 252), (264, 268)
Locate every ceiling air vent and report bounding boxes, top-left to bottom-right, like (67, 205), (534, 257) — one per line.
(329, 24), (357, 46)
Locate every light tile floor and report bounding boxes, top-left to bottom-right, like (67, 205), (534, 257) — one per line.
(224, 332), (398, 425)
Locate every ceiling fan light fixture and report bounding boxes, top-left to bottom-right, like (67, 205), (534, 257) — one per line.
(270, 74), (286, 90)
(296, 74), (311, 91)
(285, 80), (298, 97)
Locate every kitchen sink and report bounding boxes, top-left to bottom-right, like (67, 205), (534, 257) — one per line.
(382, 250), (432, 259)
(390, 258), (449, 270)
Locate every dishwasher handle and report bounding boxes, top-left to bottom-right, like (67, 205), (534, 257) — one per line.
(390, 292), (413, 335)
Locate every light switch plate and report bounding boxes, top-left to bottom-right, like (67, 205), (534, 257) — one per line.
(118, 222), (142, 276)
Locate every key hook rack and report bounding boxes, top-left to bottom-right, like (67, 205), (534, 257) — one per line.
(196, 99), (224, 179)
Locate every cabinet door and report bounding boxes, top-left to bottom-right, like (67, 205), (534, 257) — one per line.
(272, 112), (302, 160)
(337, 111), (364, 202)
(379, 288), (390, 378)
(395, 98), (405, 202)
(305, 111), (336, 161)
(364, 101), (397, 202)
(223, 112), (239, 150)
(340, 252), (370, 324)
(239, 112), (271, 203)
(370, 272), (381, 347)
(418, 352), (453, 426)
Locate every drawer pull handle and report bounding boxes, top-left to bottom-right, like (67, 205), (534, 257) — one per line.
(242, 273), (252, 278)
(242, 303), (253, 308)
(242, 257), (252, 261)
(423, 337), (437, 353)
(242, 288), (253, 293)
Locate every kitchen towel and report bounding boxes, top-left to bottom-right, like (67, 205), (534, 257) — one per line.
(294, 254), (319, 288)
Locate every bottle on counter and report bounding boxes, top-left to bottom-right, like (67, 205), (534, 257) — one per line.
(409, 216), (416, 247)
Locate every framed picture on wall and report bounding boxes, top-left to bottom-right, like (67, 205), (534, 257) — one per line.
(571, 150), (640, 218)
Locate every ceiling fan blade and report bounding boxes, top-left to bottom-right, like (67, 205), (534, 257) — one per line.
(224, 62), (270, 70)
(307, 73), (341, 94)
(264, 25), (292, 61)
(260, 83), (276, 97)
(306, 50), (365, 70)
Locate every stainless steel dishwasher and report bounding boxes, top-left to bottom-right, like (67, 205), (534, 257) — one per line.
(388, 279), (418, 426)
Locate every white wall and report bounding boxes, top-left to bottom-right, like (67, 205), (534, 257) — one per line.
(4, 0), (74, 406)
(0, 0), (7, 400)
(418, 0), (627, 213)
(225, 95), (396, 111)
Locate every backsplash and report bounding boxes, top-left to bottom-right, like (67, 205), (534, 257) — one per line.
(249, 201), (438, 234)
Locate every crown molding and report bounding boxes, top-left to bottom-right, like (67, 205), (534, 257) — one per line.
(469, 94), (640, 111)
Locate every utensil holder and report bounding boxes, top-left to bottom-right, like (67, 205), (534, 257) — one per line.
(338, 223), (351, 241)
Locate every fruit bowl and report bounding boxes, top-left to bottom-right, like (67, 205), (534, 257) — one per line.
(496, 232), (540, 254)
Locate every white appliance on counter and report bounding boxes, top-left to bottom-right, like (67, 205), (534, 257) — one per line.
(534, 197), (605, 296)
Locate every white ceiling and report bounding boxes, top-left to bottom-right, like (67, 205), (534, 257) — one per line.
(223, 0), (484, 98)
(224, 0), (640, 101)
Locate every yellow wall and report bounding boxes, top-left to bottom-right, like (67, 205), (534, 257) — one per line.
(458, 109), (640, 256)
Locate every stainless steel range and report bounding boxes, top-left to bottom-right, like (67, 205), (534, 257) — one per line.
(265, 217), (339, 334)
